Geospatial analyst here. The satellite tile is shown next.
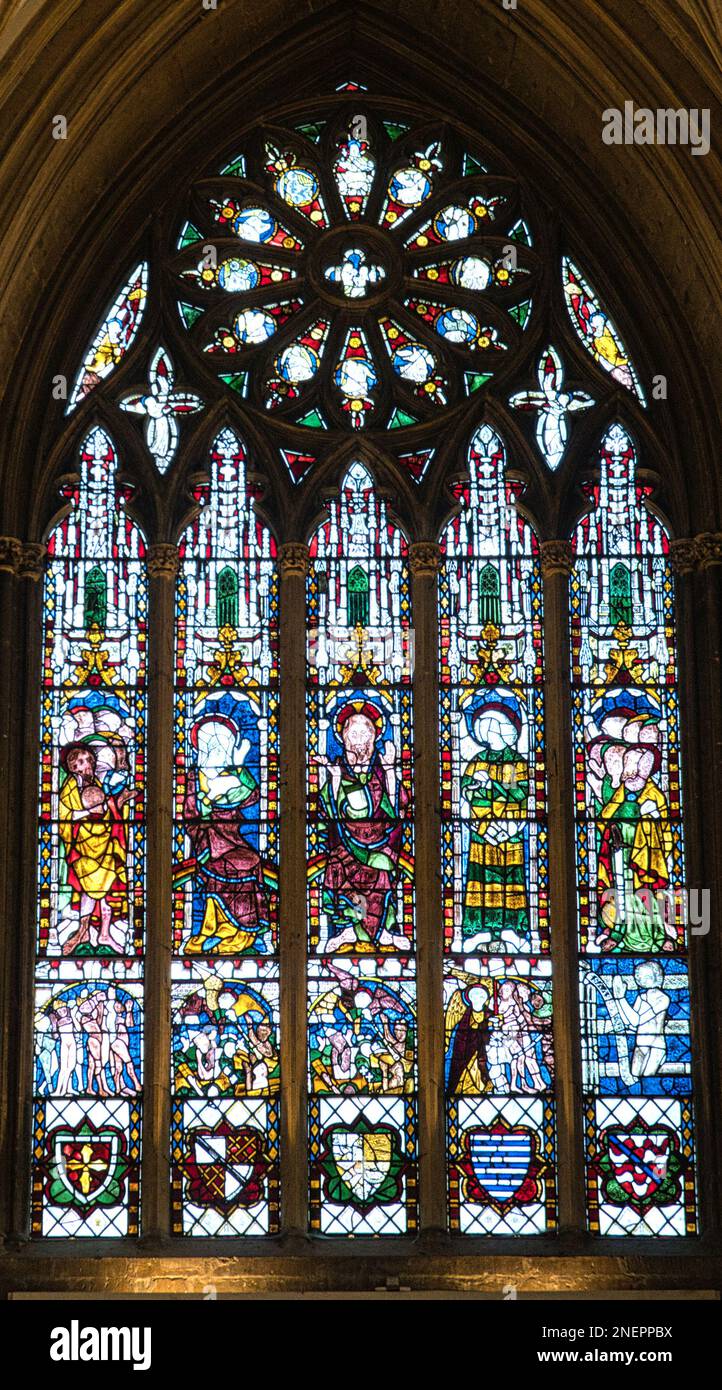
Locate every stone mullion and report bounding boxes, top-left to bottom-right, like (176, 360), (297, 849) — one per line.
(141, 544), (179, 1243)
(5, 545), (46, 1241)
(540, 540), (586, 1236)
(0, 544), (22, 1238)
(673, 535), (722, 1240)
(278, 543), (310, 1238)
(409, 542), (447, 1237)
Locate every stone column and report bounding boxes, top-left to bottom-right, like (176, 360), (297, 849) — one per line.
(540, 540), (586, 1236)
(141, 543), (179, 1243)
(409, 541), (447, 1239)
(278, 542), (310, 1240)
(5, 543), (47, 1241)
(0, 538), (23, 1236)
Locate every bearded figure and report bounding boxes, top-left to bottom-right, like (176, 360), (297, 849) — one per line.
(315, 697), (410, 953)
(58, 741), (135, 954)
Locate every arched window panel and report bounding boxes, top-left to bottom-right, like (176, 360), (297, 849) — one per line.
(306, 461), (417, 1236)
(570, 423), (697, 1236)
(439, 424), (555, 1235)
(171, 428), (280, 1236)
(33, 426), (146, 1237)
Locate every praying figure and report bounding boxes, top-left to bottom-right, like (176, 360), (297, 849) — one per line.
(444, 982), (493, 1095)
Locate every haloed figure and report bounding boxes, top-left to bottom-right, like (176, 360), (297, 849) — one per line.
(316, 700), (410, 952)
(444, 983), (493, 1095)
(460, 691), (530, 952)
(184, 713), (270, 954)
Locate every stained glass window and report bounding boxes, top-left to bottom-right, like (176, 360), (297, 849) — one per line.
(439, 424), (555, 1234)
(33, 427), (146, 1236)
(171, 428), (280, 1235)
(509, 345), (594, 472)
(570, 423), (697, 1234)
(67, 264), (149, 412)
(306, 462), (417, 1235)
(562, 257), (646, 404)
(119, 346), (204, 474)
(26, 85), (706, 1257)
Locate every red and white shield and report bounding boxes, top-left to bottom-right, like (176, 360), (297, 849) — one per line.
(608, 1129), (670, 1201)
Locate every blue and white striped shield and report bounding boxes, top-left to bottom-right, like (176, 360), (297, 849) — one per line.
(468, 1128), (534, 1202)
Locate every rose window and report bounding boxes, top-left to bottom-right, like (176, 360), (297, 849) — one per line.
(172, 98), (539, 443)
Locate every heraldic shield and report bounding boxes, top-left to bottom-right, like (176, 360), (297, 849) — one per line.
(598, 1123), (684, 1215)
(183, 1121), (271, 1213)
(331, 1129), (393, 1204)
(48, 1120), (128, 1209)
(319, 1115), (406, 1214)
(460, 1120), (546, 1214)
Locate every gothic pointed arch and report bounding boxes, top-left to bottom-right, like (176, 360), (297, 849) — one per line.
(0, 3), (719, 1294)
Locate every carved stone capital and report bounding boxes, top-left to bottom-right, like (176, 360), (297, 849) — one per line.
(695, 531), (722, 570)
(409, 541), (442, 577)
(540, 539), (574, 578)
(0, 536), (22, 574)
(669, 538), (699, 575)
(279, 541), (310, 578)
(670, 532), (722, 573)
(18, 542), (47, 580)
(147, 543), (180, 580)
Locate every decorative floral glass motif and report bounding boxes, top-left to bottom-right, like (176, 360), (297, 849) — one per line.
(67, 263), (148, 412)
(172, 428), (280, 1235)
(306, 462), (417, 1235)
(570, 423), (696, 1234)
(33, 426), (146, 1236)
(509, 344), (593, 471)
(120, 346), (203, 474)
(439, 424), (556, 1234)
(172, 104), (538, 443)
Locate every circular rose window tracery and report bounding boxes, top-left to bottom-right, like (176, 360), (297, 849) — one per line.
(173, 103), (539, 441)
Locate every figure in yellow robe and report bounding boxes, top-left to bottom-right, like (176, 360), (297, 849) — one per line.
(597, 775), (673, 952)
(58, 742), (134, 954)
